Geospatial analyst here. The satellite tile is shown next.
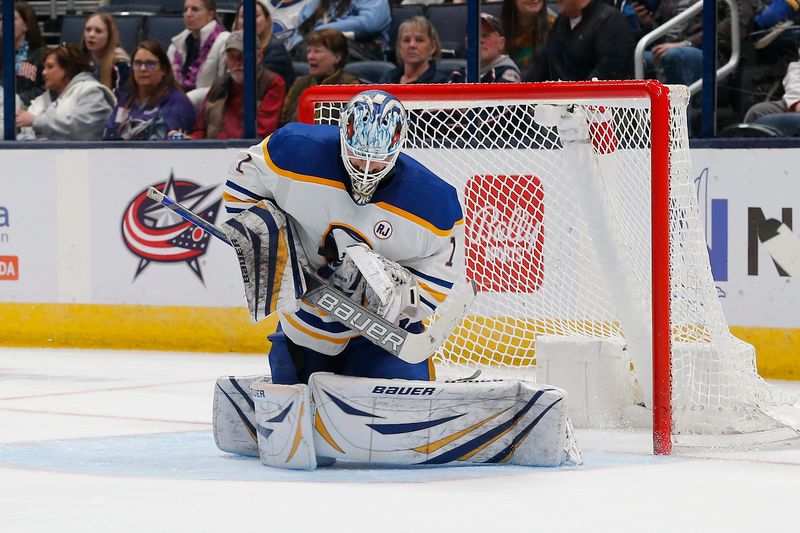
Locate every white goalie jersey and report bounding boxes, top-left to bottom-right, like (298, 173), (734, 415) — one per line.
(223, 123), (465, 355)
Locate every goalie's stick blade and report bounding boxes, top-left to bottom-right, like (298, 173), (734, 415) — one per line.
(758, 218), (800, 278)
(148, 187), (476, 362)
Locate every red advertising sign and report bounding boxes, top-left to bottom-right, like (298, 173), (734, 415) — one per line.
(0, 256), (19, 280)
(464, 175), (544, 292)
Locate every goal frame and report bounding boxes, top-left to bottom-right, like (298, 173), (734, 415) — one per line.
(298, 81), (675, 455)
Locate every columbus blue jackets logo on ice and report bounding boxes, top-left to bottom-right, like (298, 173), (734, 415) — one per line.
(121, 171), (221, 282)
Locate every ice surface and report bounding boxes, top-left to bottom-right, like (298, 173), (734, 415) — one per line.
(1, 348), (798, 533)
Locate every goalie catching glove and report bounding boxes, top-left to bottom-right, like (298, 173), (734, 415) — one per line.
(330, 244), (419, 324)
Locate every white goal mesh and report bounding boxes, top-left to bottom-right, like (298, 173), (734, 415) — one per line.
(303, 82), (800, 451)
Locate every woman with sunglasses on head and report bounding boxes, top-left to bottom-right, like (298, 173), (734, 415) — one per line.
(16, 43), (115, 140)
(81, 12), (131, 97)
(104, 41), (196, 140)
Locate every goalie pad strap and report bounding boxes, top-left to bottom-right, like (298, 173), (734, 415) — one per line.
(221, 201), (307, 322)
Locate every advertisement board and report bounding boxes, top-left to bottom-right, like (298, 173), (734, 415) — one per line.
(0, 144), (797, 376)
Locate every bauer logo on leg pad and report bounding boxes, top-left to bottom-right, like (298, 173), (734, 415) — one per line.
(372, 386), (435, 395)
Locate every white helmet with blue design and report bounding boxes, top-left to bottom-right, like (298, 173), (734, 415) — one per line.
(339, 89), (408, 205)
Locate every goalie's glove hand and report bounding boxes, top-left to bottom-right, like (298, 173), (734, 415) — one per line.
(360, 254), (420, 325)
(328, 254), (366, 302)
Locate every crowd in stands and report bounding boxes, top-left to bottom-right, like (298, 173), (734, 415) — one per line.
(3, 0), (800, 139)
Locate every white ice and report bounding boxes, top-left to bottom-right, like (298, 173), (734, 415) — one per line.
(1, 347), (798, 533)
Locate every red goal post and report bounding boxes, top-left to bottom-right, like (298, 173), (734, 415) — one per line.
(297, 81), (799, 455)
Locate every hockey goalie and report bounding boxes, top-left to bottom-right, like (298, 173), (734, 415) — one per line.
(212, 89), (581, 470)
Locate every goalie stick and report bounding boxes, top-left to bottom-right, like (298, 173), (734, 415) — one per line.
(758, 218), (800, 279)
(146, 187), (476, 364)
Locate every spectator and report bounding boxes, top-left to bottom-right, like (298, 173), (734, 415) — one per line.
(636, 0), (752, 88)
(0, 1), (46, 106)
(16, 44), (115, 141)
(82, 13), (131, 96)
(743, 50), (800, 136)
(449, 13), (522, 83)
(378, 16), (448, 84)
(522, 0), (635, 82)
(104, 41), (196, 140)
(190, 31), (286, 139)
(291, 0), (391, 60)
(260, 0), (314, 50)
(502, 0), (555, 69)
(168, 0), (230, 106)
(0, 87), (22, 139)
(751, 0), (800, 49)
(233, 1), (296, 88)
(280, 29), (359, 125)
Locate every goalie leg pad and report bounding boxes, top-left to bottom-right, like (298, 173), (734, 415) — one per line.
(250, 377), (319, 470)
(212, 375), (264, 457)
(309, 373), (581, 467)
(221, 200), (308, 323)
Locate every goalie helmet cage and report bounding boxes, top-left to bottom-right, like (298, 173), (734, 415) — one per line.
(298, 81), (800, 455)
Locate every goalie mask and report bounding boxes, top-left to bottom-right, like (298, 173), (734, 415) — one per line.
(340, 90), (408, 205)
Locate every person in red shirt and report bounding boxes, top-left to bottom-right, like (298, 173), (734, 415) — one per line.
(190, 30), (286, 139)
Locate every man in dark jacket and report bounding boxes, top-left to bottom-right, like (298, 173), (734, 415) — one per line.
(522, 0), (635, 82)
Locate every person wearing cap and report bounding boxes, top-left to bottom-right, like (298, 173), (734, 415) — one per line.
(448, 13), (521, 84)
(188, 30), (286, 139)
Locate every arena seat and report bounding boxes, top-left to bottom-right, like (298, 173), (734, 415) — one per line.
(113, 15), (146, 55)
(482, 2), (503, 20)
(216, 0), (242, 14)
(344, 60), (396, 83)
(718, 122), (782, 137)
(143, 16), (186, 48)
(101, 0), (163, 15)
(59, 15), (88, 46)
(436, 58), (467, 80)
(159, 0), (185, 13)
(293, 61), (310, 77)
(425, 4), (468, 58)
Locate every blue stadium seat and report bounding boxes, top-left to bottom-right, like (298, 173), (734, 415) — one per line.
(143, 16), (186, 49)
(344, 60), (396, 83)
(436, 58), (466, 80)
(101, 0), (163, 15)
(482, 2), (503, 20)
(114, 15), (146, 54)
(216, 0), (242, 13)
(160, 0), (186, 13)
(293, 61), (310, 77)
(59, 15), (87, 46)
(425, 4), (468, 58)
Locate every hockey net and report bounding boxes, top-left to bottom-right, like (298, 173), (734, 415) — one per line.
(299, 81), (800, 453)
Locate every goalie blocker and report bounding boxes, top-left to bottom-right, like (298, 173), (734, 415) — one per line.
(213, 373), (581, 470)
